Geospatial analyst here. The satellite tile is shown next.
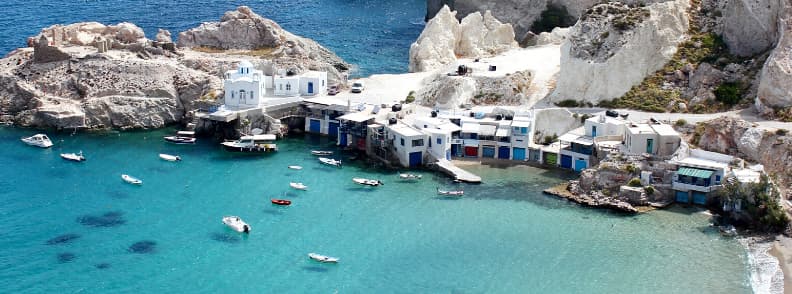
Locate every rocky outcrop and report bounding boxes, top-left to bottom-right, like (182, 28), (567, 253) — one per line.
(535, 27), (569, 46)
(177, 6), (348, 82)
(155, 29), (173, 43)
(550, 0), (690, 104)
(27, 22), (146, 48)
(532, 108), (581, 142)
(409, 5), (517, 72)
(718, 0), (783, 57)
(757, 4), (792, 113)
(416, 69), (532, 108)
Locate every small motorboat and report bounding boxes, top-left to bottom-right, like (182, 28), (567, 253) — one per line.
(353, 178), (383, 186)
(288, 165), (303, 170)
(21, 134), (53, 148)
(437, 188), (464, 196)
(308, 253), (339, 263)
(159, 153), (181, 162)
(60, 151), (85, 162)
(121, 174), (142, 185)
(290, 182), (308, 190)
(222, 216), (251, 233)
(318, 157), (342, 168)
(399, 173), (422, 180)
(719, 225), (737, 237)
(271, 199), (292, 206)
(311, 150), (333, 156)
(163, 131), (196, 144)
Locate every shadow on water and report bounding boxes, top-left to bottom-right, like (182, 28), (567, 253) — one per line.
(107, 190), (129, 199)
(95, 263), (111, 269)
(128, 240), (157, 254)
(77, 211), (126, 227)
(210, 232), (241, 244)
(344, 187), (378, 192)
(45, 233), (81, 245)
(57, 252), (76, 263)
(301, 266), (329, 273)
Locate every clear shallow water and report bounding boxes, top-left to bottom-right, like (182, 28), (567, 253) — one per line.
(0, 0), (425, 77)
(0, 127), (752, 293)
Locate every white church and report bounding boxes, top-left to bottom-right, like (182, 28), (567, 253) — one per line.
(222, 60), (328, 110)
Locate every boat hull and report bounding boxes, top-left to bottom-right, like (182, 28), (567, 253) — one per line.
(163, 136), (196, 144)
(271, 199), (292, 206)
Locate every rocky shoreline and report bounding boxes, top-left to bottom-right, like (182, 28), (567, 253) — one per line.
(543, 182), (641, 213)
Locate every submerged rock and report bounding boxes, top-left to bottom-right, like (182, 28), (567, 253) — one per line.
(45, 233), (81, 245)
(128, 240), (157, 254)
(95, 263), (111, 269)
(77, 211), (126, 227)
(57, 252), (77, 263)
(210, 232), (241, 244)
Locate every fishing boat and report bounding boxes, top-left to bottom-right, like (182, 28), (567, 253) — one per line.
(352, 178), (383, 186)
(163, 131), (196, 144)
(21, 134), (53, 148)
(398, 173), (422, 180)
(318, 157), (342, 167)
(290, 182), (308, 190)
(437, 188), (464, 196)
(60, 151), (85, 162)
(288, 165), (303, 170)
(159, 153), (181, 161)
(271, 199), (292, 206)
(221, 134), (277, 153)
(311, 150), (333, 156)
(121, 174), (142, 185)
(222, 216), (251, 233)
(308, 253), (339, 263)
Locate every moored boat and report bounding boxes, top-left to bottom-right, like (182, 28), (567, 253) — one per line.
(318, 157), (342, 167)
(21, 134), (53, 148)
(719, 225), (737, 237)
(290, 182), (308, 190)
(121, 174), (142, 185)
(308, 253), (339, 263)
(164, 131), (196, 144)
(288, 165), (303, 170)
(353, 177), (383, 186)
(399, 173), (422, 180)
(311, 150), (333, 156)
(159, 153), (181, 161)
(221, 134), (278, 153)
(437, 187), (464, 196)
(60, 151), (85, 162)
(271, 199), (292, 206)
(222, 216), (251, 233)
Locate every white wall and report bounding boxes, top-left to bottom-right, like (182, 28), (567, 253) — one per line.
(224, 79), (263, 109)
(585, 117), (625, 138)
(625, 132), (658, 155)
(274, 77), (300, 96)
(389, 130), (428, 167)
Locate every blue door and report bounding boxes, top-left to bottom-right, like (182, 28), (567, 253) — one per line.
(513, 147), (526, 160)
(676, 191), (689, 203)
(308, 82), (314, 94)
(560, 155), (572, 169)
(592, 126), (597, 137)
(482, 146), (496, 158)
(574, 159), (587, 171)
(446, 150), (451, 160)
(693, 191), (707, 205)
(309, 119), (321, 133)
(451, 144), (461, 157)
(498, 146), (510, 159)
(328, 122), (339, 137)
(409, 152), (422, 167)
(339, 133), (348, 146)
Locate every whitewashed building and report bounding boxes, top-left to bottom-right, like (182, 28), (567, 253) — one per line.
(223, 60), (265, 109)
(299, 71), (328, 96)
(386, 122), (428, 167)
(624, 122), (681, 156)
(585, 115), (626, 138)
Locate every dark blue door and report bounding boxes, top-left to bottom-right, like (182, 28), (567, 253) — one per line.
(339, 133), (348, 146)
(498, 146), (510, 159)
(451, 144), (461, 157)
(309, 119), (320, 133)
(328, 122), (339, 137)
(513, 148), (526, 160)
(308, 82), (314, 94)
(560, 155), (572, 169)
(409, 152), (422, 167)
(693, 192), (707, 205)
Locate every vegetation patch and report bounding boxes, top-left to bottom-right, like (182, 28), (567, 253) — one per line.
(714, 82), (743, 106)
(531, 4), (576, 34)
(555, 99), (580, 107)
(717, 175), (789, 232)
(627, 177), (642, 187)
(405, 91), (416, 104)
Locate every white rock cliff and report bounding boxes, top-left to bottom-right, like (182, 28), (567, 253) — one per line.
(757, 3), (792, 112)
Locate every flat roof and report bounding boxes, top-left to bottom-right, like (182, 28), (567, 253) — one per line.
(650, 124), (679, 137)
(480, 125), (497, 136)
(572, 136), (594, 146)
(558, 133), (581, 143)
(628, 124), (655, 135)
(337, 111), (375, 123)
(733, 168), (761, 183)
(511, 120), (531, 128)
(388, 123), (424, 137)
(461, 123), (480, 133)
(586, 115), (625, 125)
(674, 156), (729, 170)
(303, 97), (347, 106)
(301, 71), (325, 78)
(495, 127), (510, 137)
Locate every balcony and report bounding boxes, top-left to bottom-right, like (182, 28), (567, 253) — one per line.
(450, 139), (464, 145)
(672, 181), (722, 193)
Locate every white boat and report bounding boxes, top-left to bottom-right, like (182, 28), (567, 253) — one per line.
(159, 153), (181, 162)
(222, 216), (251, 234)
(719, 225), (737, 237)
(308, 253), (339, 263)
(221, 134), (278, 153)
(399, 173), (422, 180)
(318, 157), (342, 167)
(311, 150), (333, 156)
(288, 165), (303, 170)
(121, 174), (142, 185)
(437, 188), (464, 196)
(353, 178), (383, 186)
(21, 134), (53, 148)
(164, 131), (196, 144)
(290, 182), (308, 190)
(60, 151), (85, 162)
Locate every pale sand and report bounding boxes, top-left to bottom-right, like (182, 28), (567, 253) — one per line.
(770, 236), (792, 294)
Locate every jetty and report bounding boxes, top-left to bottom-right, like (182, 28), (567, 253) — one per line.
(435, 159), (481, 183)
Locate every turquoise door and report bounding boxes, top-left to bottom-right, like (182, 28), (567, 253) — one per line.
(592, 126), (597, 137)
(513, 147), (526, 160)
(693, 191), (707, 205)
(482, 147), (496, 158)
(409, 152), (422, 167)
(574, 159), (587, 171)
(675, 191), (689, 203)
(646, 138), (654, 154)
(309, 119), (321, 133)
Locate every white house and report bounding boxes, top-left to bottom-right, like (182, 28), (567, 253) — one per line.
(649, 123), (681, 156)
(624, 122), (681, 156)
(411, 117), (460, 161)
(585, 115), (626, 138)
(223, 60), (265, 109)
(273, 70), (301, 96)
(387, 122), (428, 168)
(299, 71), (328, 96)
(669, 146), (732, 204)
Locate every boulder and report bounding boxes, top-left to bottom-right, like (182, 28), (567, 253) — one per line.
(718, 0), (783, 57)
(28, 22), (148, 47)
(535, 27), (569, 46)
(757, 6), (792, 112)
(155, 29), (173, 43)
(456, 10), (517, 57)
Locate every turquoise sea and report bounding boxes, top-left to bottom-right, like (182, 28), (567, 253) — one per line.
(0, 127), (752, 293)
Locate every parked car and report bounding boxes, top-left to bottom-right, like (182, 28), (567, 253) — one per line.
(328, 84), (339, 95)
(350, 81), (365, 93)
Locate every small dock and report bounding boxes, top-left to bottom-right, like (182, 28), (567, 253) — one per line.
(435, 159), (482, 183)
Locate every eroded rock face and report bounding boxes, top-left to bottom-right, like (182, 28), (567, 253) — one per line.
(719, 0), (783, 57)
(409, 5), (517, 72)
(416, 69), (532, 108)
(757, 5), (792, 113)
(155, 29), (172, 43)
(27, 22), (146, 47)
(551, 0), (690, 104)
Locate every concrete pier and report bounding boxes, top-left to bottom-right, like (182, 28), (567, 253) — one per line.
(435, 159), (482, 183)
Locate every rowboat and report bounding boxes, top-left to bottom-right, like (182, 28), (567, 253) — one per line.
(318, 157), (342, 167)
(290, 182), (308, 190)
(437, 188), (463, 196)
(353, 178), (383, 186)
(308, 253), (339, 263)
(121, 174), (142, 185)
(159, 153), (181, 161)
(288, 165), (303, 170)
(271, 199), (292, 206)
(311, 150), (333, 156)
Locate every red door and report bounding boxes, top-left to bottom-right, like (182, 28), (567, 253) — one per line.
(464, 146), (478, 157)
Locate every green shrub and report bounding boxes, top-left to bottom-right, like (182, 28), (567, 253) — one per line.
(555, 99), (580, 107)
(714, 82), (743, 106)
(675, 119), (687, 127)
(627, 177), (642, 187)
(624, 164), (637, 174)
(644, 186), (655, 195)
(530, 4), (575, 33)
(775, 129), (788, 136)
(405, 91), (416, 104)
(580, 114), (592, 124)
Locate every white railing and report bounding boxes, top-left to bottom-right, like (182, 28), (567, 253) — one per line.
(672, 182), (722, 193)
